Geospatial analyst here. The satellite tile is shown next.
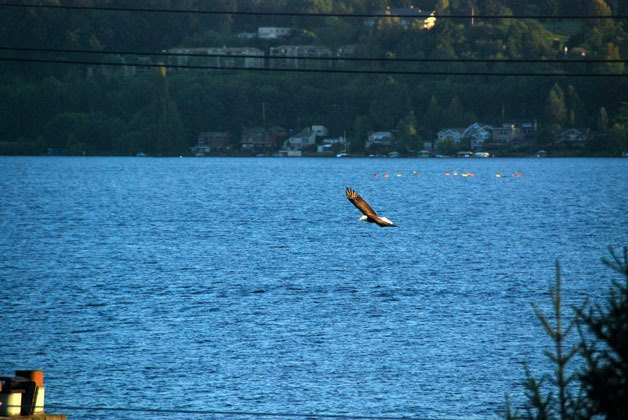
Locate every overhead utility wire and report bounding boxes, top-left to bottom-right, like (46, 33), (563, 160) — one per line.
(2, 46), (626, 64)
(46, 404), (426, 420)
(0, 2), (625, 19)
(0, 56), (624, 77)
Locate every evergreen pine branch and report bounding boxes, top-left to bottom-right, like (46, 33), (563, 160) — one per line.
(532, 303), (557, 338)
(502, 394), (521, 420)
(523, 363), (553, 419)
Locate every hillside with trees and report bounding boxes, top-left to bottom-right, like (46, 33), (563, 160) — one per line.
(0, 0), (626, 156)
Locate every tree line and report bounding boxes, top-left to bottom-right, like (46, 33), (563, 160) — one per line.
(0, 0), (626, 156)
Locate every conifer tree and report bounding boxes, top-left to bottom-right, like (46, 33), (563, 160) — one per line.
(579, 247), (628, 419)
(504, 262), (589, 419)
(544, 84), (567, 127)
(565, 85), (585, 128)
(505, 249), (628, 419)
(535, 263), (588, 418)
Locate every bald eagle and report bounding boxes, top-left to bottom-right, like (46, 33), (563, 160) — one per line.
(345, 187), (396, 227)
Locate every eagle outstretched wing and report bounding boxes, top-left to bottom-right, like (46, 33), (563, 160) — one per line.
(345, 187), (395, 227)
(346, 187), (378, 219)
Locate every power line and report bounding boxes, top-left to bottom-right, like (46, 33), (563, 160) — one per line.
(0, 56), (625, 77)
(46, 404), (429, 419)
(1, 46), (626, 64)
(0, 2), (626, 19)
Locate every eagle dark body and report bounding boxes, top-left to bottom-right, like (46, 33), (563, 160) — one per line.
(345, 187), (396, 227)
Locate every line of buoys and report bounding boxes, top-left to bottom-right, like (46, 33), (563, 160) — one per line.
(495, 172), (523, 177)
(370, 171), (523, 178)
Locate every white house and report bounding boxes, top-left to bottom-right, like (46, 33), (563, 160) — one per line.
(437, 128), (465, 143)
(283, 125), (329, 150)
(284, 129), (316, 150)
(367, 131), (395, 144)
(463, 123), (493, 150)
(258, 27), (291, 39)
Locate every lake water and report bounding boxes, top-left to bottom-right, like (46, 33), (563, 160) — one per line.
(1, 156), (627, 419)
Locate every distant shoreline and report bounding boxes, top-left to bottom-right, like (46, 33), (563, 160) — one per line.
(1, 153), (626, 158)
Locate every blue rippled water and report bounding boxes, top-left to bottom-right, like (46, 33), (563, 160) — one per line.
(1, 156), (627, 419)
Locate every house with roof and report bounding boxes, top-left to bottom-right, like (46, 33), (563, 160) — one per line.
(192, 131), (232, 155)
(491, 124), (519, 145)
(554, 128), (590, 148)
(317, 136), (348, 154)
(241, 127), (275, 151)
(508, 121), (538, 147)
(519, 121), (538, 141)
(258, 27), (292, 40)
(463, 123), (493, 150)
(437, 128), (465, 144)
(283, 125), (329, 151)
(365, 131), (396, 152)
(490, 121), (538, 146)
(284, 128), (316, 150)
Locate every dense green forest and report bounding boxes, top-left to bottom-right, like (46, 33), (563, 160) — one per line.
(0, 0), (626, 156)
